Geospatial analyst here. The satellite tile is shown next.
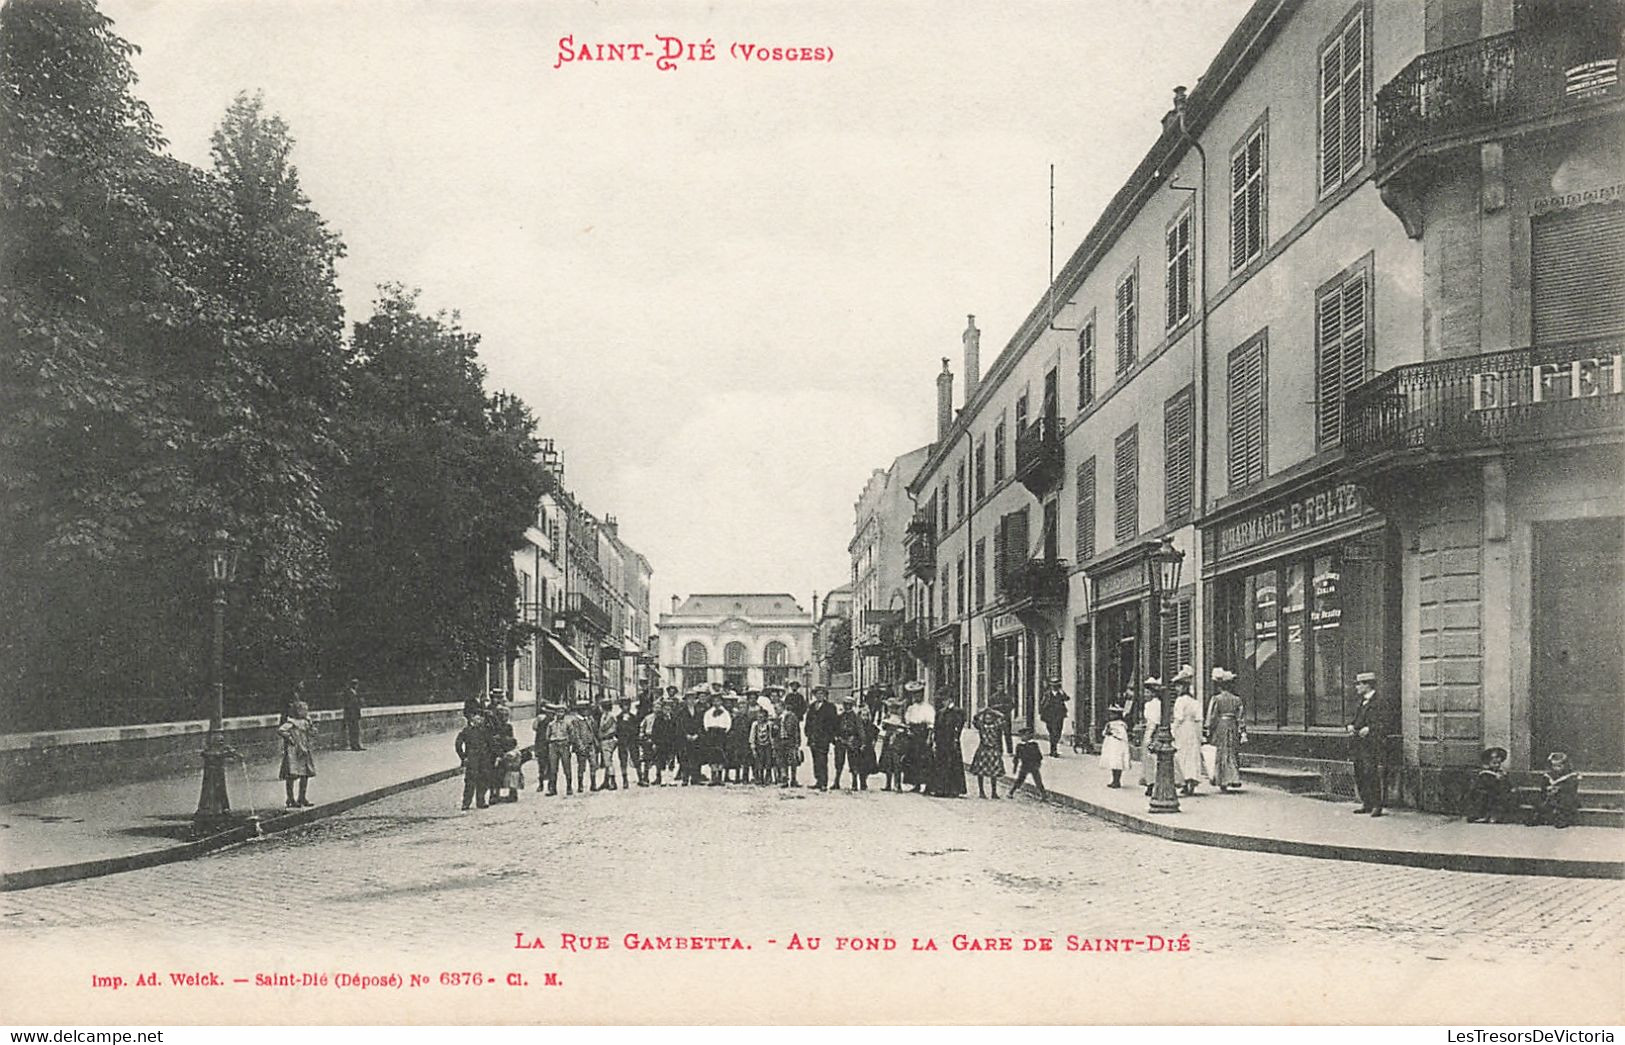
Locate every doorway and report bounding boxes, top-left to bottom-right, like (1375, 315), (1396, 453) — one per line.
(1096, 602), (1141, 720)
(1532, 517), (1624, 770)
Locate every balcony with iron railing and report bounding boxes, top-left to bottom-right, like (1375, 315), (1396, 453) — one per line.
(1014, 415), (1066, 497)
(564, 591), (614, 636)
(898, 617), (935, 659)
(1345, 337), (1624, 467)
(1376, 26), (1622, 181)
(903, 510), (937, 578)
(999, 556), (1069, 612)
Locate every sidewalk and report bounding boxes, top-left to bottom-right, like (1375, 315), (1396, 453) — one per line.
(1009, 751), (1625, 878)
(0, 728), (463, 890)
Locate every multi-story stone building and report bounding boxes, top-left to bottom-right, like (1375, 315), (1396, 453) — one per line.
(849, 445), (931, 692)
(896, 0), (1621, 811)
(658, 594), (815, 693)
(813, 585), (853, 696)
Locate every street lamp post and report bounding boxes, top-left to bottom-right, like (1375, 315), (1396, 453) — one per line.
(1146, 535), (1186, 814)
(195, 531), (240, 834)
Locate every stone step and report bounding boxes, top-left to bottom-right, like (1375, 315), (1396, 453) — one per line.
(1238, 765), (1323, 793)
(1512, 785), (1624, 810)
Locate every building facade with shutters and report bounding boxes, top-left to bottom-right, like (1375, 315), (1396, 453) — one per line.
(896, 0), (1620, 809)
(657, 594), (815, 694)
(849, 445), (931, 693)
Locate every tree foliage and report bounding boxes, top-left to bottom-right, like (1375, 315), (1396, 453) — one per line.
(0, 1), (550, 729)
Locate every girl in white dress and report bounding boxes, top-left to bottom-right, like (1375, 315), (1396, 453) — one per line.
(1099, 702), (1131, 788)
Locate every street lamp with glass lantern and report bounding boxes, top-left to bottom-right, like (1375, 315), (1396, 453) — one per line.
(195, 531), (241, 834)
(1146, 535), (1186, 814)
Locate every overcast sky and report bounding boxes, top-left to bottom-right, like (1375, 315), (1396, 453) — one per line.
(102, 0), (1253, 619)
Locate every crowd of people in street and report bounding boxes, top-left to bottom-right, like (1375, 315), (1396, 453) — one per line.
(447, 665), (1586, 825)
(449, 678), (1055, 809)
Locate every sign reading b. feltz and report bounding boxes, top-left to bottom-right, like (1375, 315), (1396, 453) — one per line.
(1214, 481), (1368, 563)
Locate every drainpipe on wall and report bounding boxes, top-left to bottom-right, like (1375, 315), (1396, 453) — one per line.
(1173, 85), (1210, 704)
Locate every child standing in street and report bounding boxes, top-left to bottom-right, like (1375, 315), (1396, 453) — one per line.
(969, 703), (1007, 799)
(277, 700), (317, 808)
(1011, 727), (1047, 799)
(455, 711), (492, 810)
(1099, 703), (1131, 788)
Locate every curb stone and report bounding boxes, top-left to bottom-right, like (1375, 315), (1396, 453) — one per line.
(0, 766), (461, 892)
(1001, 775), (1625, 880)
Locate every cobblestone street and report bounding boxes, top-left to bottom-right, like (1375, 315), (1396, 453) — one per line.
(5, 777), (1624, 1022)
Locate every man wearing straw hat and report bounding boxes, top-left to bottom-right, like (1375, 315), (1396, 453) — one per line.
(1347, 670), (1388, 816)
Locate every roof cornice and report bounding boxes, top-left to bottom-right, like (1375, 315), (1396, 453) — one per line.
(909, 0), (1298, 494)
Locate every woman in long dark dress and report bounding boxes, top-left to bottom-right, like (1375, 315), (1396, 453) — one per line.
(930, 695), (967, 797)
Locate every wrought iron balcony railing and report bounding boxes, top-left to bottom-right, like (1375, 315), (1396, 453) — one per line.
(564, 591), (614, 635)
(1014, 415), (1066, 497)
(1346, 338), (1624, 461)
(903, 510), (936, 579)
(1376, 27), (1622, 175)
(1001, 557), (1069, 610)
(898, 617), (935, 659)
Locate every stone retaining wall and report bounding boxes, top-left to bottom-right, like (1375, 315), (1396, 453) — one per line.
(0, 700), (536, 804)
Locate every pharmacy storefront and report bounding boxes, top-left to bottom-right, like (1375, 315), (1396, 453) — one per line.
(1202, 473), (1400, 774)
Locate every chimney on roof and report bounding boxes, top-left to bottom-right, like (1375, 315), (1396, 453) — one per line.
(603, 515), (618, 537)
(936, 358), (954, 442)
(671, 594), (679, 614)
(962, 315), (981, 401)
(1162, 84), (1189, 135)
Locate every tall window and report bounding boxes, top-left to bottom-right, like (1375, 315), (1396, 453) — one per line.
(1075, 456), (1097, 563)
(975, 650), (987, 709)
(993, 419), (1007, 482)
(940, 482), (950, 531)
(1231, 117), (1267, 271)
(1319, 5), (1368, 196)
(1077, 315), (1097, 410)
(1042, 497), (1060, 561)
(1015, 392), (1029, 434)
(1115, 263), (1139, 375)
(974, 437), (987, 502)
(955, 461), (966, 521)
(1532, 202), (1625, 343)
(1166, 209), (1193, 330)
(723, 641), (748, 692)
(974, 538), (987, 609)
(1114, 425), (1139, 544)
(1315, 258), (1372, 450)
(940, 565), (951, 620)
(1164, 385), (1195, 525)
(1227, 333), (1268, 490)
(955, 555), (966, 618)
(995, 508), (1029, 592)
(1162, 595), (1193, 679)
(763, 640), (789, 688)
(682, 641), (708, 690)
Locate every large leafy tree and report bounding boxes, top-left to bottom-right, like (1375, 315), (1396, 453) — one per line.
(0, 0), (229, 727)
(327, 286), (550, 695)
(201, 91), (348, 691)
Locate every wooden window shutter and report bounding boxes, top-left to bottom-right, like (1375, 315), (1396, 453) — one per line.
(1074, 456), (1097, 563)
(1010, 508), (1029, 573)
(1319, 9), (1364, 194)
(1163, 386), (1194, 524)
(993, 521), (1007, 595)
(1316, 271), (1367, 449)
(1532, 203), (1625, 344)
(1115, 269), (1137, 374)
(1227, 337), (1267, 489)
(1231, 126), (1265, 271)
(1114, 426), (1139, 544)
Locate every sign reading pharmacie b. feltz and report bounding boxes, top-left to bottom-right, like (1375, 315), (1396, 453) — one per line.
(1207, 479), (1379, 568)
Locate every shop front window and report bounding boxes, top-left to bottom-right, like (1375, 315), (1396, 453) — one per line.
(1224, 539), (1390, 732)
(1284, 562), (1308, 728)
(1310, 555), (1345, 728)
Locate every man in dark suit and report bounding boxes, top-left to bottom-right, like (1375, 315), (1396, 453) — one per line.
(1347, 671), (1388, 817)
(804, 685), (839, 790)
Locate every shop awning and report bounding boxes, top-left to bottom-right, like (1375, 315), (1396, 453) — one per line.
(542, 635), (590, 678)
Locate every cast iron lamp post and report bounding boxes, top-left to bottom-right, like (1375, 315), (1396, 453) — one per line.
(1146, 535), (1186, 814)
(194, 531), (240, 834)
